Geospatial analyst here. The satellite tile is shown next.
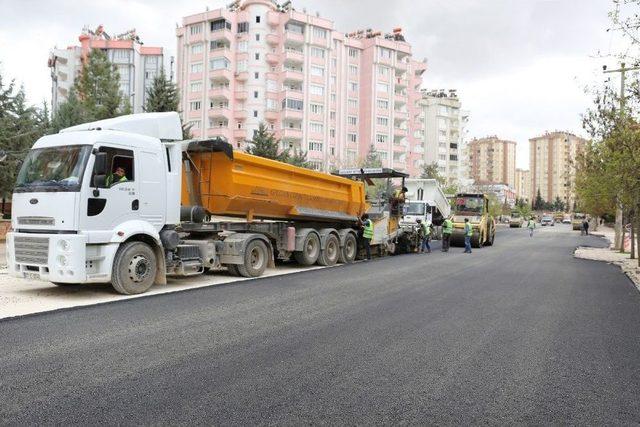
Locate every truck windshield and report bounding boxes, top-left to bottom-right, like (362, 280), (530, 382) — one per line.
(406, 202), (426, 215)
(454, 197), (483, 214)
(14, 145), (92, 193)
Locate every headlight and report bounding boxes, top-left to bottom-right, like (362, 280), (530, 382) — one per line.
(57, 255), (68, 267)
(58, 240), (71, 252)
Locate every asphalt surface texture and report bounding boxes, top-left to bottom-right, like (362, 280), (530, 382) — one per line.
(2, 225), (640, 425)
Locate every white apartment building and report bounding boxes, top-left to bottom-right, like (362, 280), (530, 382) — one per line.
(176, 0), (426, 174)
(418, 89), (466, 184)
(48, 26), (164, 114)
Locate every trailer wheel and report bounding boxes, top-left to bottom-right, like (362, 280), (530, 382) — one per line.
(294, 232), (320, 266)
(111, 241), (157, 295)
(237, 239), (268, 278)
(317, 234), (339, 266)
(227, 264), (240, 276)
(338, 233), (357, 264)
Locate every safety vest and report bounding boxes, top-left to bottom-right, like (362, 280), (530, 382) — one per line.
(422, 222), (431, 236)
(527, 220), (535, 229)
(464, 222), (473, 237)
(106, 174), (127, 187)
(363, 219), (374, 239)
(443, 219), (453, 235)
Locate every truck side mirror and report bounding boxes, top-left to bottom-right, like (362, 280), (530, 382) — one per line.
(94, 152), (107, 176)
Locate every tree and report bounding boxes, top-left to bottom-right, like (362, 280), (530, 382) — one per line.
(533, 188), (544, 211)
(246, 122), (288, 161)
(50, 89), (84, 132)
(144, 69), (179, 113)
(420, 162), (445, 185)
(286, 147), (311, 169)
(552, 196), (566, 212)
(360, 144), (382, 168)
(74, 49), (124, 121)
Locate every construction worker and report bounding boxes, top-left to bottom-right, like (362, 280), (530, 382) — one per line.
(527, 216), (536, 237)
(361, 213), (373, 261)
(390, 186), (408, 215)
(106, 166), (127, 187)
(419, 219), (433, 254)
(464, 218), (473, 253)
(442, 216), (453, 252)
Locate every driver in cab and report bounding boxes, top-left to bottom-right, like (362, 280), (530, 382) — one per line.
(106, 166), (127, 187)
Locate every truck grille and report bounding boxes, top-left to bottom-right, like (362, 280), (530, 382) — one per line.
(14, 236), (50, 265)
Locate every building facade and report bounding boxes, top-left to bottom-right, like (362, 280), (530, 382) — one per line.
(529, 131), (587, 209)
(419, 89), (466, 184)
(467, 136), (516, 188)
(514, 168), (530, 202)
(176, 0), (426, 174)
(48, 26), (164, 114)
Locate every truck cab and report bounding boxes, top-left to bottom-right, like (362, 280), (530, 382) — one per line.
(7, 113), (182, 293)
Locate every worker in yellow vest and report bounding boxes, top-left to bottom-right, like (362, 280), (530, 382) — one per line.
(361, 213), (374, 261)
(442, 216), (453, 252)
(464, 218), (473, 253)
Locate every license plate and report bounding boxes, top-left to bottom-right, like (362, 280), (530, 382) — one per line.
(25, 272), (40, 280)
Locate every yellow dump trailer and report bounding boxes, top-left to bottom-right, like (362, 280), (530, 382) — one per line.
(182, 141), (366, 222)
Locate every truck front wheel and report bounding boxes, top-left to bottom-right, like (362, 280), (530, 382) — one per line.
(237, 239), (268, 278)
(111, 241), (157, 295)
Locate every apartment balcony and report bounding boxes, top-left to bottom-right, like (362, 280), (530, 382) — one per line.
(207, 127), (232, 141)
(281, 127), (303, 140)
(235, 71), (249, 81)
(265, 109), (279, 121)
(266, 52), (280, 65)
(208, 107), (232, 121)
(234, 110), (247, 120)
(233, 128), (247, 140)
(189, 32), (204, 44)
(394, 110), (408, 122)
(394, 92), (407, 105)
(235, 90), (247, 100)
(283, 69), (304, 83)
(282, 109), (303, 121)
(281, 88), (304, 101)
(266, 33), (280, 46)
(284, 49), (304, 64)
(395, 77), (408, 89)
(394, 127), (408, 138)
(395, 61), (408, 73)
(210, 28), (232, 43)
(209, 68), (232, 83)
(208, 86), (230, 101)
(285, 31), (305, 46)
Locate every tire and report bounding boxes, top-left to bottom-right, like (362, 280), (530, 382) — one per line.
(485, 230), (495, 246)
(338, 233), (357, 264)
(293, 232), (320, 266)
(111, 241), (157, 295)
(227, 264), (240, 276)
(471, 233), (482, 248)
(317, 234), (340, 266)
(237, 239), (269, 278)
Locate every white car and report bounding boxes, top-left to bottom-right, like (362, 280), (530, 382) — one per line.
(541, 216), (554, 226)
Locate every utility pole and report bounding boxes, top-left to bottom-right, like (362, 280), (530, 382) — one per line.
(603, 62), (640, 251)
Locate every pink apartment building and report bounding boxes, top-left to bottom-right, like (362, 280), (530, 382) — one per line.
(176, 0), (426, 175)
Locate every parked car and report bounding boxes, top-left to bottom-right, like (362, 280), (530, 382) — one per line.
(562, 214), (571, 224)
(541, 216), (554, 226)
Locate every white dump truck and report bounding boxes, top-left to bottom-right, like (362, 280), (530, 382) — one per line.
(401, 179), (450, 227)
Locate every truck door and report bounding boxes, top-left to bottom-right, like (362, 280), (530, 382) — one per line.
(80, 145), (140, 233)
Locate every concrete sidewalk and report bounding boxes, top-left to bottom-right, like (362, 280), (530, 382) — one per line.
(574, 225), (640, 291)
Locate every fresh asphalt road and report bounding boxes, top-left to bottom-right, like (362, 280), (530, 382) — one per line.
(2, 225), (640, 425)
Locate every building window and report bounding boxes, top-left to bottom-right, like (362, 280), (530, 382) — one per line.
(255, 53), (260, 60)
(253, 110), (258, 118)
(348, 99), (358, 109)
(237, 60), (248, 71)
(189, 120), (201, 129)
(378, 46), (392, 59)
(376, 82), (388, 92)
(347, 116), (357, 126)
(282, 98), (304, 110)
(210, 57), (230, 70)
(311, 65), (325, 77)
(255, 33), (260, 41)
(349, 82), (358, 92)
(377, 116), (389, 126)
(330, 111), (336, 120)
(310, 122), (324, 133)
(310, 103), (324, 114)
(349, 65), (358, 75)
(312, 27), (327, 39)
(256, 15), (261, 23)
(330, 128), (336, 138)
(210, 19), (231, 32)
(238, 40), (248, 52)
(190, 63), (203, 73)
(267, 98), (278, 110)
(330, 146), (335, 156)
(254, 72), (259, 79)
(191, 44), (204, 54)
(377, 99), (389, 109)
(190, 101), (201, 111)
(190, 81), (203, 92)
(376, 134), (388, 144)
(348, 133), (357, 143)
(309, 141), (323, 151)
(190, 24), (202, 35)
(331, 93), (336, 103)
(348, 48), (359, 58)
(254, 91), (259, 98)
(310, 85), (324, 96)
(238, 22), (249, 33)
(310, 47), (325, 58)
(378, 65), (389, 77)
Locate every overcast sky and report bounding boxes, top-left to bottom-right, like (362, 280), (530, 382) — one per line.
(0, 0), (620, 168)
